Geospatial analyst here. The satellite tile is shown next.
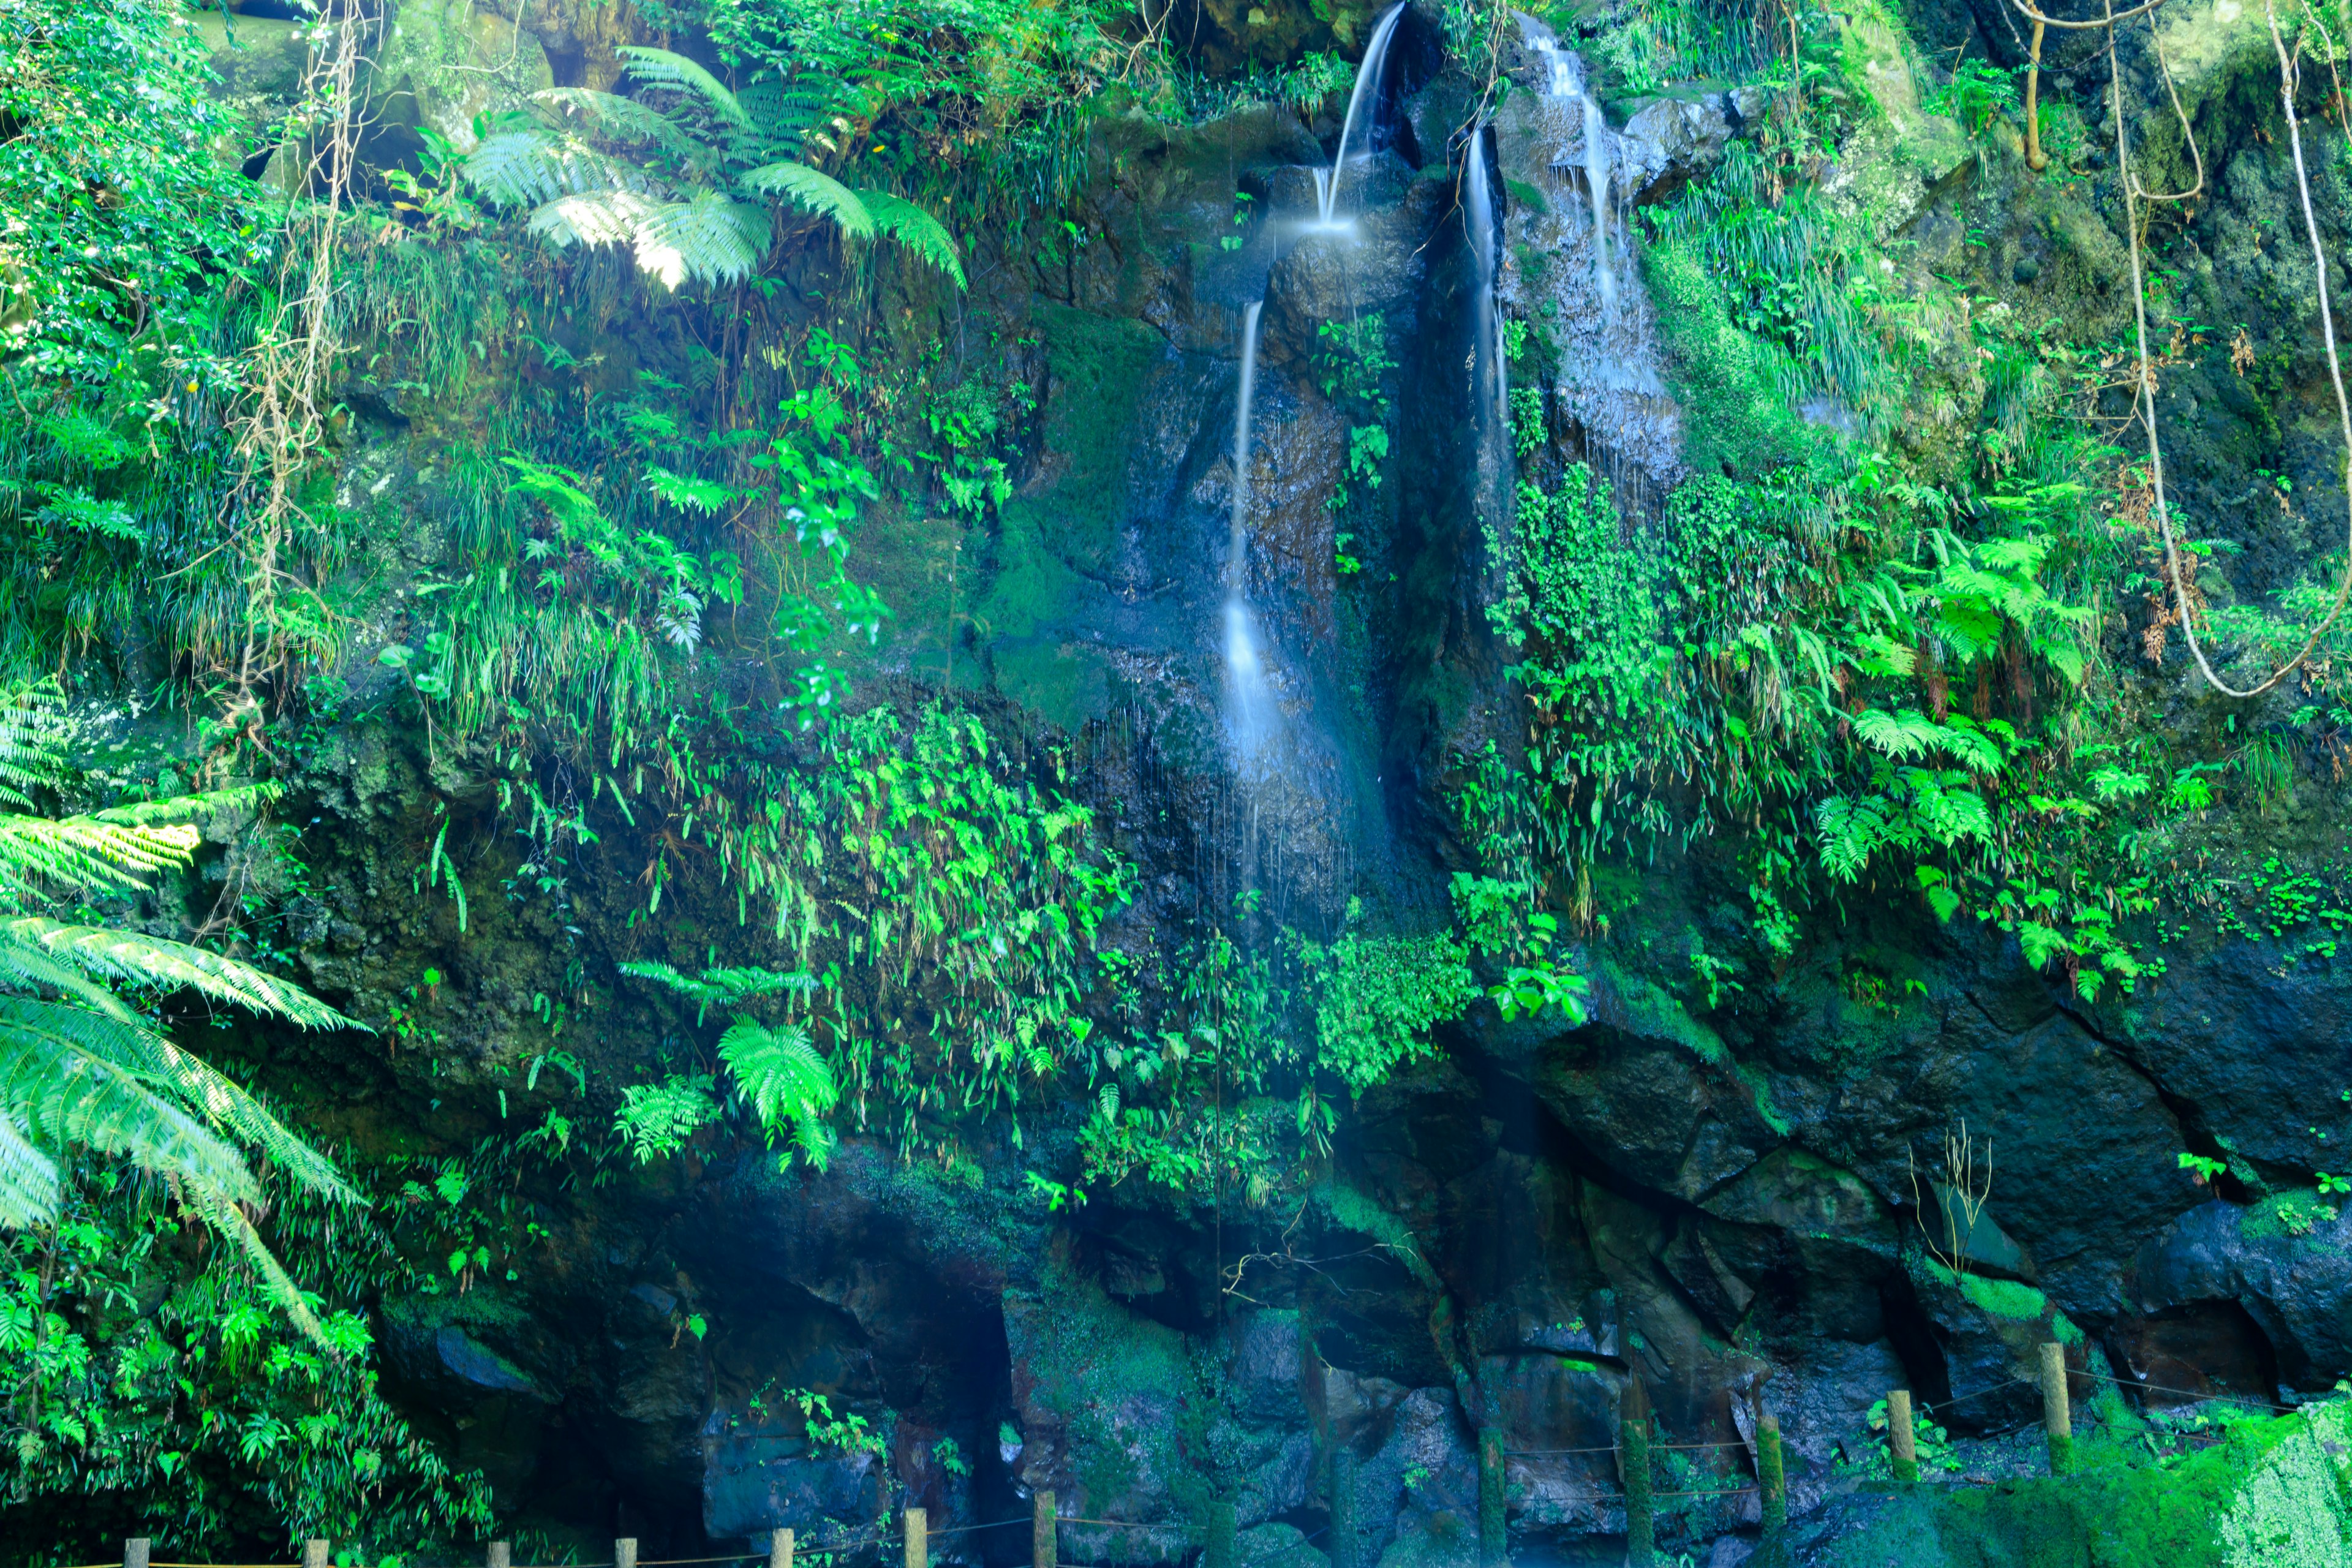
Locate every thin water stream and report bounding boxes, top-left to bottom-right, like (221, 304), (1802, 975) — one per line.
(1313, 2), (1406, 228)
(1529, 34), (1618, 320)
(1463, 124), (1506, 443)
(1222, 301), (1274, 758)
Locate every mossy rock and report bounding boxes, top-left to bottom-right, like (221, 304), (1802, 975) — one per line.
(1804, 1400), (2352, 1566)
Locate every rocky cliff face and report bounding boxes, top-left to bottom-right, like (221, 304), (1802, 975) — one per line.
(165, 0), (2352, 1559)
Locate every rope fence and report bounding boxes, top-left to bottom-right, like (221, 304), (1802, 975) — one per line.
(91, 1340), (2295, 1568)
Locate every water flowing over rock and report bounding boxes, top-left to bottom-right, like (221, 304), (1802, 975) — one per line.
(1489, 20), (1698, 503)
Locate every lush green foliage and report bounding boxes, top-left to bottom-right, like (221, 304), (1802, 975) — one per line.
(465, 49), (965, 290)
(1, 1162), (491, 1555)
(0, 687), (361, 1339)
(0, 0), (260, 382)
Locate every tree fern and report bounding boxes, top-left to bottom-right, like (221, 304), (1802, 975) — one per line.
(0, 686), (363, 1346)
(466, 129), (643, 209)
(0, 1107), (56, 1229)
(0, 815), (198, 902)
(461, 72), (962, 293)
(733, 79), (831, 158)
(538, 88), (714, 173)
(527, 187), (663, 250)
(632, 192), (769, 288)
(2, 918), (354, 1028)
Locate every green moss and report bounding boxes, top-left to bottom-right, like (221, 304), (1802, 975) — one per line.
(1958, 1271), (2050, 1323)
(973, 302), (1161, 726)
(1640, 240), (1826, 480)
(2241, 1189), (2342, 1242)
(1028, 304), (1161, 570)
(1593, 957), (1728, 1065)
(1316, 1180), (1438, 1285)
(1814, 1402), (2352, 1567)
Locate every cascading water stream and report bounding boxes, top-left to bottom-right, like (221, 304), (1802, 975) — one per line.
(1582, 96), (1616, 320)
(1531, 34), (1617, 319)
(1314, 2), (1406, 227)
(1463, 123), (1506, 443)
(1223, 301), (1275, 758)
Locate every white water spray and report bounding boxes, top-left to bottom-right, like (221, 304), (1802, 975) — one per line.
(1224, 301), (1275, 756)
(1315, 3), (1407, 227)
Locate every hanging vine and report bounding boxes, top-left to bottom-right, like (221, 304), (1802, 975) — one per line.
(2010, 0), (2352, 698)
(220, 0), (371, 749)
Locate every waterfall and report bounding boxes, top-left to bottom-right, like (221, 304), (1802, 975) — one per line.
(1224, 301), (1275, 756)
(1315, 3), (1407, 227)
(1581, 96), (1617, 320)
(1464, 123), (1507, 444)
(1530, 34), (1616, 319)
(1506, 19), (1684, 497)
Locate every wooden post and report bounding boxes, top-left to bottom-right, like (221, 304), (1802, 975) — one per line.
(1206, 1499), (1237, 1568)
(2040, 1343), (2073, 1476)
(1887, 1390), (1918, 1483)
(124, 1542), (151, 1568)
(489, 1545), (511, 1568)
(1477, 1427), (1506, 1567)
(1758, 1415), (1787, 1548)
(616, 1539), (639, 1568)
(771, 1529), (794, 1568)
(1033, 1489), (1057, 1568)
(303, 1545), (330, 1568)
(1621, 1382), (1653, 1568)
(905, 1506), (928, 1568)
(1330, 1447), (1358, 1568)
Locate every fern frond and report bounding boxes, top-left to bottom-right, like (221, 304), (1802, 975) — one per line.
(527, 187), (663, 249)
(1850, 707), (1941, 762)
(0, 1009), (265, 1209)
(633, 193), (769, 288)
(0, 813), (199, 903)
(0, 919), (360, 1030)
(89, 783), (281, 826)
(619, 47), (748, 126)
(467, 129), (647, 210)
(739, 161), (873, 241)
(0, 937), (143, 1019)
(857, 190), (966, 287)
(0, 683), (67, 811)
(718, 1016), (837, 1168)
(733, 80), (830, 155)
(0, 1108), (59, 1229)
(4, 998), (356, 1205)
(180, 1183), (328, 1348)
(535, 88), (715, 173)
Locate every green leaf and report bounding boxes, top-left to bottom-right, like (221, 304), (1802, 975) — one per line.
(631, 192), (769, 288)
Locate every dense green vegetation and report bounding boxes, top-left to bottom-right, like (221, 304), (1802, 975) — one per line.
(7, 0), (2352, 1553)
